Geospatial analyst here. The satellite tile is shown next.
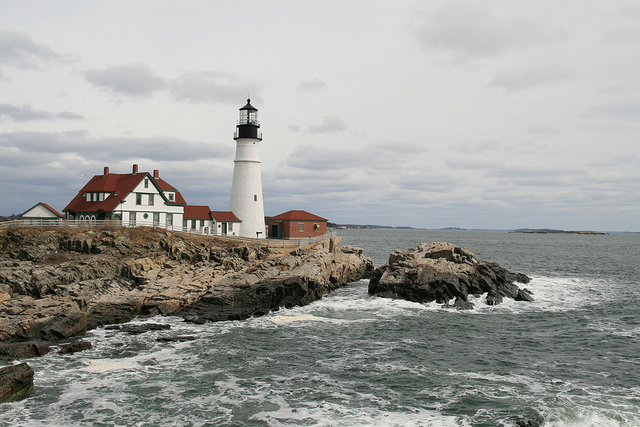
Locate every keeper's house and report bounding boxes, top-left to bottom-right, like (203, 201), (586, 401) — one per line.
(64, 165), (185, 227)
(21, 202), (63, 225)
(64, 165), (241, 236)
(267, 210), (327, 239)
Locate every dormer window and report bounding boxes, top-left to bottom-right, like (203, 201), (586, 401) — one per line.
(167, 193), (175, 201)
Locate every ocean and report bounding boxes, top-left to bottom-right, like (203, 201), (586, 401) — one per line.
(2, 229), (639, 426)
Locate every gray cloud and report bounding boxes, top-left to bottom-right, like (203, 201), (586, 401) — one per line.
(308, 116), (348, 134)
(0, 103), (84, 121)
(489, 62), (574, 92)
(56, 111), (84, 120)
(0, 30), (67, 70)
(0, 103), (52, 121)
(0, 130), (232, 161)
(410, 2), (559, 61)
(528, 125), (559, 136)
(85, 63), (166, 97)
(168, 71), (261, 104)
(296, 79), (327, 92)
(583, 99), (640, 120)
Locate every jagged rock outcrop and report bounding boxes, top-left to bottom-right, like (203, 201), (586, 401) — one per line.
(368, 242), (532, 308)
(0, 362), (34, 403)
(0, 226), (373, 348)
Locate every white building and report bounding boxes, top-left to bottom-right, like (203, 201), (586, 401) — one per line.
(64, 165), (185, 227)
(21, 202), (63, 225)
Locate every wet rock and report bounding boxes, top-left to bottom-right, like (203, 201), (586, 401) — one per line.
(451, 297), (475, 310)
(0, 342), (51, 360)
(105, 323), (171, 335)
(0, 362), (34, 403)
(1, 228), (372, 343)
(156, 335), (196, 343)
(59, 341), (92, 354)
(369, 242), (532, 306)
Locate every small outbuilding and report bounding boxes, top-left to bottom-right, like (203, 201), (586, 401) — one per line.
(21, 202), (63, 225)
(267, 210), (327, 239)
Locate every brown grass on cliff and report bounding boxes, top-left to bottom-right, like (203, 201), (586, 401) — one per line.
(0, 225), (249, 257)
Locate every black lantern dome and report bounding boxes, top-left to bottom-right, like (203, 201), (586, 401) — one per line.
(234, 99), (262, 140)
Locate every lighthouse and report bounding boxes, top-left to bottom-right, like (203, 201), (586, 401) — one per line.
(229, 99), (266, 238)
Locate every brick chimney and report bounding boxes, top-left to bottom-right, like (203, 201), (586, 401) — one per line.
(132, 164), (138, 174)
(104, 166), (109, 176)
(153, 169), (159, 179)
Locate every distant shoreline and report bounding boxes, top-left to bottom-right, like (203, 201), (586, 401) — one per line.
(509, 229), (608, 235)
(329, 224), (625, 234)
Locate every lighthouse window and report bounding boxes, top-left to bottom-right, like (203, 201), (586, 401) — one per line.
(254, 195), (258, 201)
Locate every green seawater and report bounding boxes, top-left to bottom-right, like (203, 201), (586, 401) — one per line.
(2, 230), (639, 426)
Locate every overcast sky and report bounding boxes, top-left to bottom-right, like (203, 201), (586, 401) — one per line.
(1, 1), (639, 231)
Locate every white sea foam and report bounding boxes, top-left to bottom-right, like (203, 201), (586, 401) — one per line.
(250, 401), (467, 427)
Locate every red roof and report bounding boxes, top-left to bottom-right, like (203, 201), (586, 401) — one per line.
(269, 210), (327, 222)
(40, 202), (64, 218)
(210, 211), (241, 222)
(64, 171), (186, 213)
(184, 205), (212, 219)
(23, 202), (64, 218)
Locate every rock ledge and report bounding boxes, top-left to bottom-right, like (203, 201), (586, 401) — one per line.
(368, 242), (532, 308)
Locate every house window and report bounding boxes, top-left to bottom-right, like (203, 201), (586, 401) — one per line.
(136, 194), (142, 205)
(166, 214), (173, 226)
(129, 212), (136, 226)
(314, 224), (319, 232)
(148, 194), (154, 206)
(183, 219), (188, 228)
(191, 220), (196, 229)
(299, 223), (304, 232)
(200, 220), (205, 228)
(228, 223), (233, 231)
(144, 178), (149, 189)
(153, 212), (159, 225)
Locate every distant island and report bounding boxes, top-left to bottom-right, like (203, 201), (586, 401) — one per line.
(510, 229), (607, 235)
(327, 224), (615, 234)
(328, 223), (417, 230)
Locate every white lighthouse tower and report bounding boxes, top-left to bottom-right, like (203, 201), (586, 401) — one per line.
(230, 99), (266, 238)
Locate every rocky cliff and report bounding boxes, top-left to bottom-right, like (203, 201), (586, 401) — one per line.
(368, 242), (532, 308)
(0, 226), (373, 346)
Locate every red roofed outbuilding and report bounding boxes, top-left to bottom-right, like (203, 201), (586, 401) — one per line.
(267, 210), (328, 239)
(21, 202), (64, 225)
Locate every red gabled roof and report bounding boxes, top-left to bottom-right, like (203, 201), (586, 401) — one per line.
(269, 210), (327, 222)
(23, 202), (64, 218)
(41, 202), (64, 218)
(154, 177), (187, 205)
(210, 211), (241, 222)
(184, 205), (212, 220)
(64, 171), (187, 213)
